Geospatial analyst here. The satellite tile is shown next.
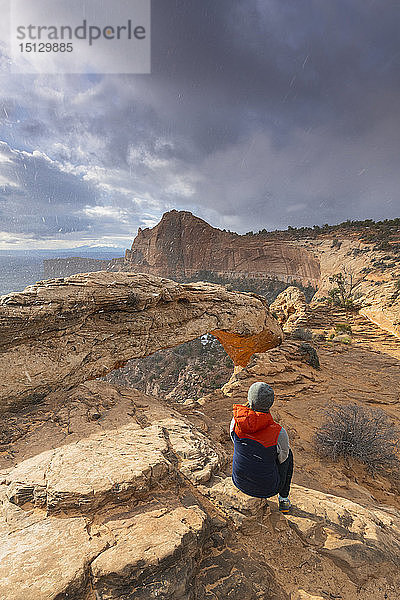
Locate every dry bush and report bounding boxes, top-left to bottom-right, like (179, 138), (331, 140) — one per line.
(298, 343), (320, 369)
(291, 327), (313, 341)
(315, 404), (400, 476)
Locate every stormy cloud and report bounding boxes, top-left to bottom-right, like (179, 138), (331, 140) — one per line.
(0, 0), (399, 247)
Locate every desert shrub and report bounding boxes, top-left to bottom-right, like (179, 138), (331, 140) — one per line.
(327, 271), (366, 310)
(291, 327), (313, 341)
(336, 334), (352, 344)
(298, 343), (320, 369)
(126, 292), (138, 307)
(327, 331), (352, 344)
(334, 323), (352, 335)
(315, 404), (400, 475)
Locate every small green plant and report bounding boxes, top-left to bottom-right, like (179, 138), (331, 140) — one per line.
(328, 330), (352, 344)
(334, 323), (352, 335)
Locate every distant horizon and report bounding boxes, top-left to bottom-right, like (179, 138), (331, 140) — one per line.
(0, 244), (127, 254)
(0, 209), (398, 252)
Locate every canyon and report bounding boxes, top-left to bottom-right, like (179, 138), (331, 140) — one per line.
(1, 213), (399, 599)
(123, 211), (321, 287)
(43, 210), (400, 339)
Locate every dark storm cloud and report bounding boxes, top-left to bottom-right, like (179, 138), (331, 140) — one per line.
(0, 141), (96, 236)
(150, 0), (400, 227)
(0, 0), (399, 244)
(152, 0), (400, 145)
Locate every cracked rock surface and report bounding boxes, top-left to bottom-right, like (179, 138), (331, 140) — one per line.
(1, 379), (400, 600)
(4, 417), (223, 513)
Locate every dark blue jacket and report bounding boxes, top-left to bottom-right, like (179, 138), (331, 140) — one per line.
(231, 404), (282, 498)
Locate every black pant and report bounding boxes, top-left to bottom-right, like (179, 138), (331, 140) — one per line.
(277, 449), (293, 497)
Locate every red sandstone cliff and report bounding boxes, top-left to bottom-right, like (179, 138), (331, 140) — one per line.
(124, 210), (321, 286)
(38, 210), (399, 339)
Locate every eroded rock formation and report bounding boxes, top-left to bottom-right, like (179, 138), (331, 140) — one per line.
(0, 271), (282, 412)
(270, 286), (310, 332)
(1, 308), (400, 599)
(4, 417), (222, 513)
(305, 237), (400, 339)
(287, 484), (400, 586)
(40, 211), (400, 340)
(124, 210), (321, 286)
(124, 214), (400, 340)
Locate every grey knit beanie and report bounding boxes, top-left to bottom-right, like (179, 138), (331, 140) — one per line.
(247, 382), (274, 412)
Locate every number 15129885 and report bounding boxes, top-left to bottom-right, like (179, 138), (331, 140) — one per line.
(19, 42), (73, 52)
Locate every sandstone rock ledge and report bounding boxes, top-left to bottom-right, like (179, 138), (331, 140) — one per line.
(270, 286), (310, 333)
(1, 381), (400, 599)
(287, 485), (400, 586)
(0, 406), (285, 600)
(0, 272), (282, 413)
(3, 417), (223, 514)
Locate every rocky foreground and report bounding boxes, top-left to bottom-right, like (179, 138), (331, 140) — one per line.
(1, 376), (399, 600)
(0, 275), (400, 599)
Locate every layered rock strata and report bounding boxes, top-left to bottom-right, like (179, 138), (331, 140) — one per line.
(0, 271), (282, 412)
(305, 237), (400, 339)
(270, 286), (310, 332)
(124, 210), (321, 286)
(40, 211), (399, 340)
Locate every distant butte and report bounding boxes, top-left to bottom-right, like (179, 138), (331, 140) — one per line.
(124, 210), (321, 286)
(41, 210), (400, 340)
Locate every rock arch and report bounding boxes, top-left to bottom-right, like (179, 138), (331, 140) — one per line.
(0, 272), (283, 412)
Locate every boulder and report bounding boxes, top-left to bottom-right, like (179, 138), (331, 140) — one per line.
(159, 417), (224, 484)
(0, 498), (108, 600)
(287, 484), (400, 584)
(91, 505), (209, 600)
(5, 423), (171, 512)
(200, 476), (269, 531)
(270, 286), (310, 332)
(4, 417), (224, 513)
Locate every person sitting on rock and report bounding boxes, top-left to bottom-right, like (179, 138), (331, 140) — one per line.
(230, 381), (293, 513)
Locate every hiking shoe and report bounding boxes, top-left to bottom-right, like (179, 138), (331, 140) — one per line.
(278, 498), (292, 513)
